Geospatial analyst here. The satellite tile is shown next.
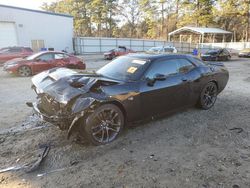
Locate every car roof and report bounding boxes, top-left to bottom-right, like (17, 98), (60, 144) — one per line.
(37, 51), (66, 55)
(127, 53), (191, 61)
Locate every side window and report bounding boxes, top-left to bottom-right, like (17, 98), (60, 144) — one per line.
(223, 50), (229, 55)
(145, 59), (179, 78)
(55, 53), (65, 59)
(118, 48), (126, 52)
(164, 48), (174, 53)
(177, 59), (195, 73)
(63, 54), (70, 58)
(38, 53), (55, 61)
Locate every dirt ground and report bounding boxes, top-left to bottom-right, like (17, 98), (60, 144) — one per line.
(0, 55), (250, 188)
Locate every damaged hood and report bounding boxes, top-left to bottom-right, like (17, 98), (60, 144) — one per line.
(32, 68), (120, 103)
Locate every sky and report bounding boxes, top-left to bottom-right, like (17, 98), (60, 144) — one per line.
(0, 0), (56, 10)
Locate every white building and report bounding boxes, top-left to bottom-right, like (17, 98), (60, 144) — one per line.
(0, 4), (74, 52)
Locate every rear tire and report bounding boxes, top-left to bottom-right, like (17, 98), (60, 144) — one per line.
(82, 104), (124, 145)
(18, 66), (32, 77)
(198, 82), (218, 110)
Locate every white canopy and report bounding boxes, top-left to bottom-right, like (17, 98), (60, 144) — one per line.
(169, 26), (232, 36)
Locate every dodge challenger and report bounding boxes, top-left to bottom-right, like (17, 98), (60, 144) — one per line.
(27, 54), (229, 145)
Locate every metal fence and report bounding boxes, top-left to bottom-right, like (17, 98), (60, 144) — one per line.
(73, 37), (250, 55)
(73, 37), (197, 54)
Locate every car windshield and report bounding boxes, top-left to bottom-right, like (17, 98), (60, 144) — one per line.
(96, 56), (149, 81)
(25, 52), (45, 60)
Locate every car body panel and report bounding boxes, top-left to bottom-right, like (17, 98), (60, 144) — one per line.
(28, 54), (229, 138)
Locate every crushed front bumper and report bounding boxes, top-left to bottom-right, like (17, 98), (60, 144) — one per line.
(28, 102), (74, 130)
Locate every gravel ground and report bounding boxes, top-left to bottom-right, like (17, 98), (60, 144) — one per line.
(0, 56), (249, 188)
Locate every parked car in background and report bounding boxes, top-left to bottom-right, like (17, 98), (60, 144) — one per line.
(0, 46), (33, 64)
(3, 51), (85, 76)
(238, 48), (250, 58)
(147, 46), (177, 54)
(201, 48), (231, 61)
(104, 46), (134, 60)
(28, 54), (229, 145)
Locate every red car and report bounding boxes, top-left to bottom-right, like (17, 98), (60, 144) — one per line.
(0, 46), (33, 64)
(103, 46), (135, 60)
(3, 51), (85, 76)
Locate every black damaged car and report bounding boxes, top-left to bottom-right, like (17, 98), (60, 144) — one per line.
(28, 54), (229, 145)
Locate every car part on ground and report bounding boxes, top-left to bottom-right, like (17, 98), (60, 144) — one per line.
(2, 51), (85, 76)
(28, 54), (229, 145)
(201, 48), (231, 61)
(103, 46), (135, 60)
(0, 145), (50, 174)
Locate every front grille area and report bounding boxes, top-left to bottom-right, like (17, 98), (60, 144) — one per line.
(39, 94), (61, 116)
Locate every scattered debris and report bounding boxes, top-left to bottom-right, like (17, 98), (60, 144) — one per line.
(0, 137), (5, 144)
(37, 167), (67, 177)
(229, 127), (243, 133)
(232, 184), (240, 188)
(0, 166), (24, 173)
(25, 146), (50, 173)
(70, 160), (79, 166)
(149, 154), (154, 159)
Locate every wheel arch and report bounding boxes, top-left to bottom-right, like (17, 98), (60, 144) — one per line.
(102, 100), (127, 123)
(209, 79), (219, 90)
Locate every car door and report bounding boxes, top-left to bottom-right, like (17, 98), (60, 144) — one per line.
(54, 53), (68, 67)
(139, 58), (191, 118)
(32, 53), (55, 73)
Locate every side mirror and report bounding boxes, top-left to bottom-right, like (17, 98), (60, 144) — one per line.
(147, 73), (166, 86)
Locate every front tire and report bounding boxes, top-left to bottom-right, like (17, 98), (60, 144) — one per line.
(198, 82), (218, 110)
(82, 104), (124, 145)
(18, 66), (32, 77)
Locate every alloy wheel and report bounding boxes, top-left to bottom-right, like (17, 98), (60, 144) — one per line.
(91, 108), (122, 144)
(18, 66), (31, 77)
(202, 83), (217, 109)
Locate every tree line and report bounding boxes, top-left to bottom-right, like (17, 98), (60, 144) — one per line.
(42, 0), (250, 42)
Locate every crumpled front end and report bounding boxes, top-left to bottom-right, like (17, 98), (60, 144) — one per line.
(29, 68), (97, 129)
(29, 95), (96, 132)
(28, 67), (119, 137)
